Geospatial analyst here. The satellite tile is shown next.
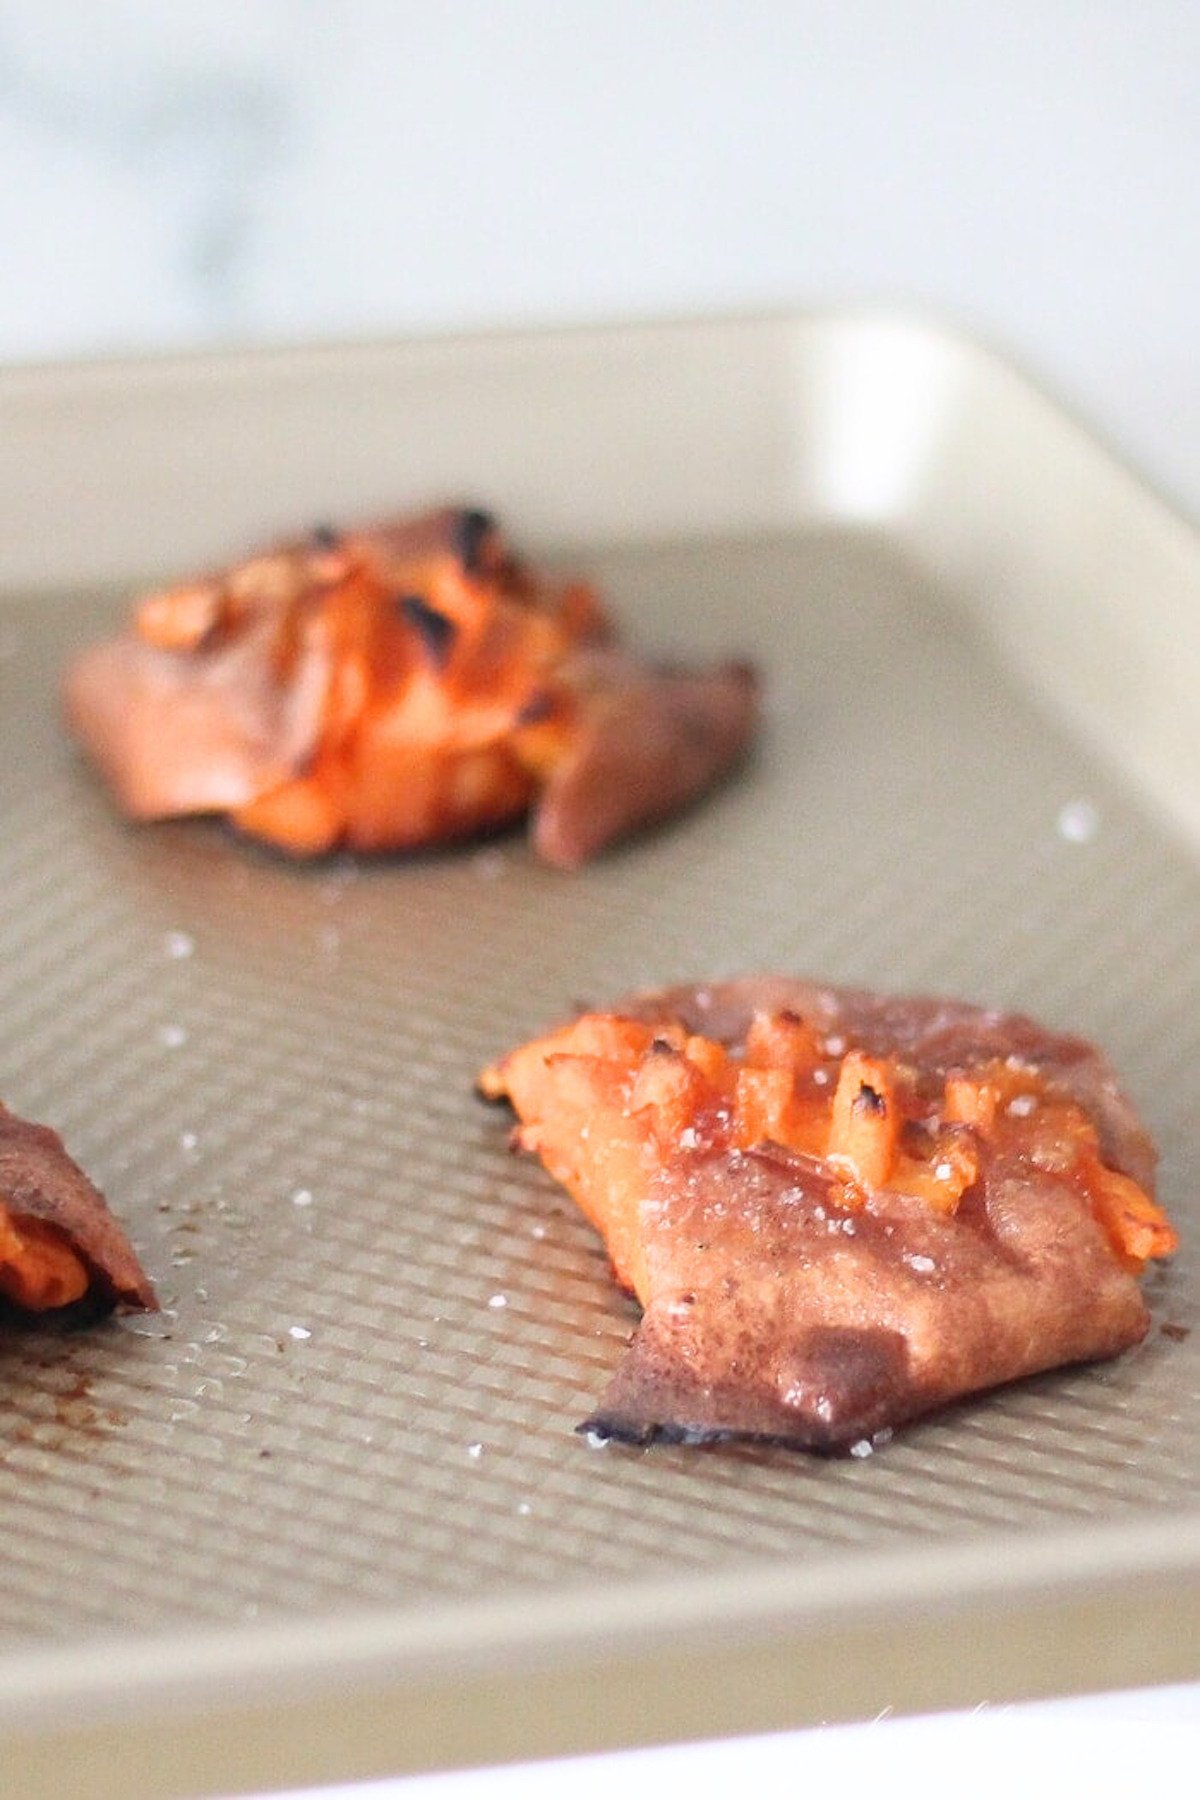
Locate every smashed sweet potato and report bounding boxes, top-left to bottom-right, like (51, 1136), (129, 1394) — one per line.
(480, 978), (1177, 1451)
(0, 1104), (156, 1324)
(64, 507), (758, 867)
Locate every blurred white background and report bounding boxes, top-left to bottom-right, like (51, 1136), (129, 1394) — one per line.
(0, 1), (1197, 508)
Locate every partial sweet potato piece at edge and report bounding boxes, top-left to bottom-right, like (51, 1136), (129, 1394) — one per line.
(0, 1106), (156, 1323)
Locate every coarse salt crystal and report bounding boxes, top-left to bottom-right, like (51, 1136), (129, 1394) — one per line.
(585, 1430), (609, 1449)
(849, 1438), (874, 1458)
(467, 1442), (484, 1459)
(934, 1161), (954, 1180)
(517, 1501), (532, 1516)
(825, 1035), (846, 1057)
(180, 1131), (198, 1152)
(288, 1325), (312, 1341)
(678, 1126), (700, 1149)
(907, 1253), (936, 1274)
(157, 1024), (187, 1049)
(291, 1188), (314, 1207)
(488, 1293), (508, 1309)
(1007, 1094), (1036, 1117)
(1057, 800), (1099, 843)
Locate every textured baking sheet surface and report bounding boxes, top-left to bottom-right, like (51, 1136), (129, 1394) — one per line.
(0, 529), (1195, 1648)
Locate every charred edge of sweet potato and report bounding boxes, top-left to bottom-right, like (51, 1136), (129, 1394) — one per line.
(452, 508), (497, 574)
(0, 1285), (125, 1332)
(397, 593), (458, 666)
(576, 1416), (873, 1456)
(578, 1348), (1158, 1458)
(576, 1313), (919, 1454)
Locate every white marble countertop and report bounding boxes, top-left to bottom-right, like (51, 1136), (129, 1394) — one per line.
(1, 4), (1196, 1790)
(1, 1), (1197, 515)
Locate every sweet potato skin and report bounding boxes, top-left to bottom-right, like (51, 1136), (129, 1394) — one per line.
(584, 1143), (1149, 1449)
(485, 978), (1172, 1451)
(531, 654), (759, 870)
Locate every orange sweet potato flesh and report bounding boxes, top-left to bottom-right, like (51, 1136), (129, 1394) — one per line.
(64, 508), (758, 867)
(0, 1104), (156, 1322)
(481, 978), (1177, 1450)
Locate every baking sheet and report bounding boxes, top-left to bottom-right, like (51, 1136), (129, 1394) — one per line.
(0, 314), (1196, 1795)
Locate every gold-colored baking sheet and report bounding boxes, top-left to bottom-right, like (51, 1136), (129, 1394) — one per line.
(0, 314), (1195, 1797)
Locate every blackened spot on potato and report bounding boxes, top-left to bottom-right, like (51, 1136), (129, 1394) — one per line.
(902, 1118), (936, 1156)
(399, 593), (457, 666)
(453, 508), (496, 574)
(649, 1037), (677, 1056)
(311, 523), (341, 550)
(853, 1083), (887, 1117)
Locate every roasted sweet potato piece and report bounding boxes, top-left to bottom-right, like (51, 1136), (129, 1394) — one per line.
(481, 979), (1177, 1451)
(64, 508), (758, 867)
(0, 1104), (156, 1323)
